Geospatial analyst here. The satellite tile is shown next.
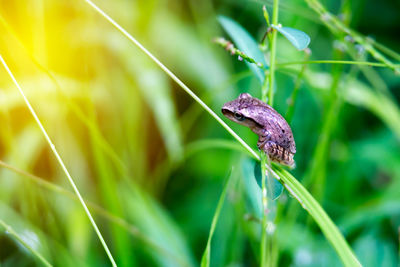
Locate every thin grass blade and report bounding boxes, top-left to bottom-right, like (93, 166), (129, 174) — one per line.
(201, 170), (233, 267)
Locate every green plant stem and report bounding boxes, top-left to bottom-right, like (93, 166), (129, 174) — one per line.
(260, 1), (279, 266)
(276, 60), (393, 68)
(0, 219), (53, 267)
(268, 0), (279, 107)
(372, 40), (400, 61)
(298, 2), (396, 100)
(345, 43), (392, 97)
(260, 152), (268, 267)
(304, 0), (399, 73)
(0, 55), (117, 267)
(214, 37), (267, 69)
(85, 1), (360, 265)
(260, 74), (270, 267)
(307, 3), (396, 105)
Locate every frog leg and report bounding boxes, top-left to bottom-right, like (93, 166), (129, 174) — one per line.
(262, 141), (294, 166)
(264, 141), (281, 158)
(257, 131), (272, 152)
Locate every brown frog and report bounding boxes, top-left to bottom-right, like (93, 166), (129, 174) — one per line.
(222, 93), (296, 167)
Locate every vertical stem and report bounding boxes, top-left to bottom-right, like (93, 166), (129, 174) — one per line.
(268, 0), (279, 107)
(261, 1), (279, 266)
(260, 152), (268, 267)
(260, 50), (269, 267)
(260, 73), (269, 267)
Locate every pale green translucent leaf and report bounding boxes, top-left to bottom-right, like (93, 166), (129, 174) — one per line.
(241, 158), (262, 217)
(272, 25), (310, 50)
(254, 161), (283, 200)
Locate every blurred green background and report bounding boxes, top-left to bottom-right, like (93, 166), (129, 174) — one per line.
(0, 0), (400, 266)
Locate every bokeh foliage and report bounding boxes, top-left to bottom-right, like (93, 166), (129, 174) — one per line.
(0, 0), (400, 266)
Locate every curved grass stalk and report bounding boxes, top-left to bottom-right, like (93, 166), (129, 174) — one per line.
(83, 1), (360, 265)
(0, 55), (117, 267)
(0, 219), (53, 267)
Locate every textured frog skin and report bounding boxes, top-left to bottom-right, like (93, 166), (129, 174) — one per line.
(222, 93), (296, 166)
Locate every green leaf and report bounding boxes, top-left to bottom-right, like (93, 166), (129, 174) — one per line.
(254, 161), (283, 200)
(218, 16), (268, 84)
(241, 158), (262, 218)
(271, 25), (310, 50)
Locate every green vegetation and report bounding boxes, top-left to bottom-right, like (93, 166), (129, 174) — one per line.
(0, 0), (399, 266)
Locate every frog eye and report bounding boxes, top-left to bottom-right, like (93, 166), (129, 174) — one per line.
(234, 112), (245, 121)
